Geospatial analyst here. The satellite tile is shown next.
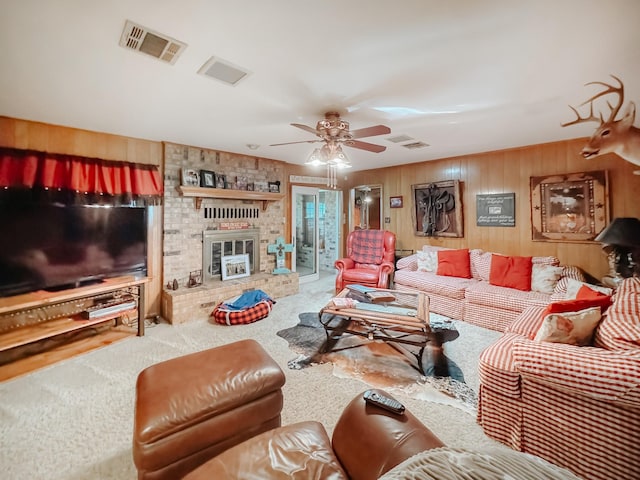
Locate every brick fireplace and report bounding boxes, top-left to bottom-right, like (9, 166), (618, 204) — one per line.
(161, 143), (298, 324)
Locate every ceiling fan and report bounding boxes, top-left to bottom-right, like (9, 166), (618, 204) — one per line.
(269, 111), (391, 154)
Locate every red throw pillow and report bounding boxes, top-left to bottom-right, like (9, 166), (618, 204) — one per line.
(436, 249), (471, 278)
(489, 255), (532, 291)
(544, 296), (612, 315)
(534, 294), (611, 339)
(577, 284), (610, 300)
(570, 285), (613, 311)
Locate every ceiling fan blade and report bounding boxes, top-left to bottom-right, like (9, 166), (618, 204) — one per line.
(350, 125), (391, 139)
(291, 123), (319, 135)
(269, 139), (321, 147)
(344, 139), (387, 153)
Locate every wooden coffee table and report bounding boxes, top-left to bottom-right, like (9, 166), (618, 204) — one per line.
(319, 287), (433, 375)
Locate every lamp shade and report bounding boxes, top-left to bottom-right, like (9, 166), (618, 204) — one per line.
(595, 217), (640, 247)
(305, 148), (326, 166)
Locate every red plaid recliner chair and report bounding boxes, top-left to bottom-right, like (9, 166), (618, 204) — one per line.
(334, 229), (396, 294)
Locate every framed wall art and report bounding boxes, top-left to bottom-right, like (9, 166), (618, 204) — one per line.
(530, 170), (609, 242)
(390, 196), (403, 208)
(476, 193), (515, 227)
(221, 254), (250, 280)
(411, 180), (463, 237)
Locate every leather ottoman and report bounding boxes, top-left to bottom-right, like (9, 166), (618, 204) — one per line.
(132, 339), (286, 480)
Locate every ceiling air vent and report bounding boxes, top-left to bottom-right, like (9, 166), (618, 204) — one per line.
(402, 141), (430, 150)
(198, 57), (251, 86)
(386, 134), (415, 143)
(119, 20), (187, 65)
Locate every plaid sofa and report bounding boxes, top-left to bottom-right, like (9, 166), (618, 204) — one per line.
(394, 247), (584, 332)
(477, 277), (640, 480)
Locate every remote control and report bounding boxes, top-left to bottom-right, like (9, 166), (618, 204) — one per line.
(363, 390), (405, 415)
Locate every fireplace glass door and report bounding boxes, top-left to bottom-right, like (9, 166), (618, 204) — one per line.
(203, 229), (259, 281)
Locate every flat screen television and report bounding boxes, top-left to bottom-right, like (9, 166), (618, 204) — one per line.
(0, 202), (148, 298)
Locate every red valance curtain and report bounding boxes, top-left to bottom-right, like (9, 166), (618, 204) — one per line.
(0, 147), (163, 205)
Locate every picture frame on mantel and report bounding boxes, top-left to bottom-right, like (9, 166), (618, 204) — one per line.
(268, 181), (281, 193)
(215, 173), (226, 189)
(530, 170), (609, 243)
(199, 170), (215, 188)
(181, 168), (199, 187)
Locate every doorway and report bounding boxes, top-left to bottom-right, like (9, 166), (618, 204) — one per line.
(350, 184), (383, 231)
(291, 186), (341, 283)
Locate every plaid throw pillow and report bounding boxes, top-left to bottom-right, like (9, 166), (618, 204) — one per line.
(349, 230), (386, 264)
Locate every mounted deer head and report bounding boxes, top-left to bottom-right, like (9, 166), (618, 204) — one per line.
(561, 75), (640, 174)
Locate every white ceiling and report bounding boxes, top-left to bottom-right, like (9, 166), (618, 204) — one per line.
(1, 0), (639, 172)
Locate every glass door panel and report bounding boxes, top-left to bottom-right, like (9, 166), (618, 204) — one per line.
(292, 186), (319, 283)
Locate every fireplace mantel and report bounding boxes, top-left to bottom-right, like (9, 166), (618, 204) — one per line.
(177, 186), (284, 210)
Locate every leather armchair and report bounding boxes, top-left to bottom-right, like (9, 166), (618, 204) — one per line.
(335, 229), (396, 294)
(183, 389), (445, 480)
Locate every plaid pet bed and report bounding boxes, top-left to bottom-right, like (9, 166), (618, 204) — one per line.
(349, 229), (385, 264)
(211, 299), (274, 325)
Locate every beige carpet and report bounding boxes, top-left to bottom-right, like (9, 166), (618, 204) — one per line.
(0, 273), (508, 480)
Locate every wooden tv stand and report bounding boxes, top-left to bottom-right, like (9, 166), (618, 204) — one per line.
(0, 276), (148, 381)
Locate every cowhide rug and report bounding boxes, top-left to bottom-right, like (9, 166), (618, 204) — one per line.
(277, 312), (477, 411)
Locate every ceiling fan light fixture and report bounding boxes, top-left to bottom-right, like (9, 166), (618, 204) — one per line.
(305, 148), (326, 166)
(279, 112), (388, 187)
(320, 144), (350, 166)
(317, 112), (351, 139)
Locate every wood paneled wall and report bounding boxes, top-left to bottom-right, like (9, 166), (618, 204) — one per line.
(344, 138), (640, 281)
(0, 117), (164, 317)
(0, 117), (161, 165)
(3, 115), (638, 295)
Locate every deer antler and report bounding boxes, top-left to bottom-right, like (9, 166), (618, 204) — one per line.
(561, 74), (625, 127)
(560, 102), (602, 127)
(583, 74), (624, 122)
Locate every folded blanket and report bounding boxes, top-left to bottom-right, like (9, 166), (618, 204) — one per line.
(380, 447), (582, 480)
(221, 289), (274, 311)
(349, 229), (386, 264)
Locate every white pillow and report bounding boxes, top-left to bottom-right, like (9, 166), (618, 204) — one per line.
(416, 251), (438, 272)
(531, 264), (564, 295)
(565, 278), (612, 299)
(534, 307), (602, 346)
(531, 256), (560, 266)
(470, 249), (492, 281)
